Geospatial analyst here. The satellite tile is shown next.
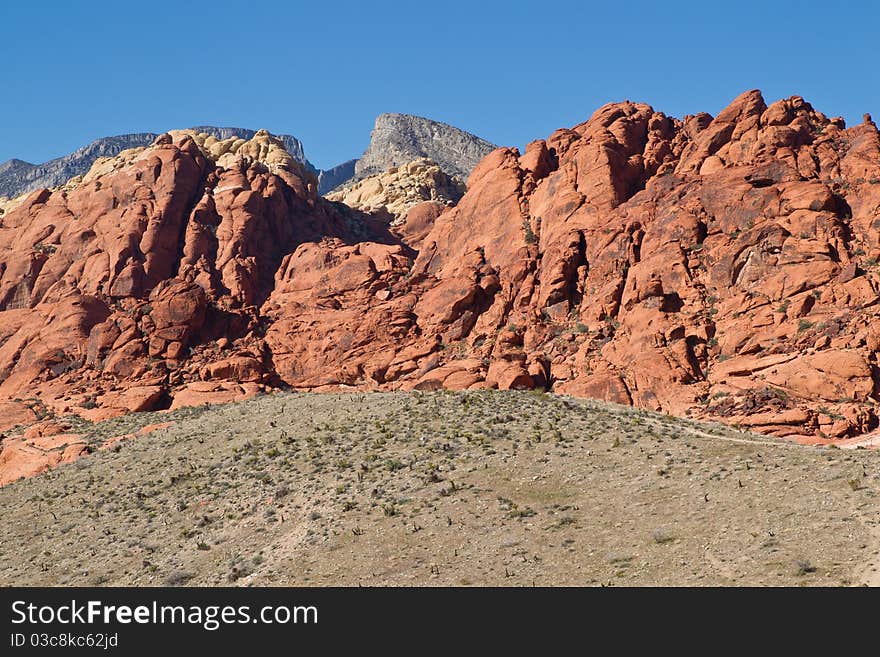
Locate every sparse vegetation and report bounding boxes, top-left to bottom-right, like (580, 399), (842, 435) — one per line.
(0, 390), (876, 587)
(797, 319), (815, 333)
(522, 219), (538, 244)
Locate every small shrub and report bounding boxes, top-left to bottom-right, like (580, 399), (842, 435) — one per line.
(797, 320), (815, 333)
(522, 219), (538, 244)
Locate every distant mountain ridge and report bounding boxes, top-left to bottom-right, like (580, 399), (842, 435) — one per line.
(0, 127), (308, 199)
(1, 115), (497, 198)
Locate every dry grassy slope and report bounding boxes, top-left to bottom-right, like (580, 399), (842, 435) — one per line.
(0, 390), (878, 587)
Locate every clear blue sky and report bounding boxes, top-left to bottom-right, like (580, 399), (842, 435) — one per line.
(1, 0), (877, 169)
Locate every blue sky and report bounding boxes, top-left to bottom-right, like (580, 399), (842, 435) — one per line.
(1, 0), (877, 169)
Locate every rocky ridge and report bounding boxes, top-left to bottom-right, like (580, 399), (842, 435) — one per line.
(1, 117), (493, 201)
(60, 128), (302, 193)
(0, 127), (308, 200)
(1, 91), (880, 487)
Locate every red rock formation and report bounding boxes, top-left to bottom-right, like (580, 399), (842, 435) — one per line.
(263, 90), (880, 442)
(2, 91), (880, 487)
(0, 131), (397, 424)
(0, 421), (87, 486)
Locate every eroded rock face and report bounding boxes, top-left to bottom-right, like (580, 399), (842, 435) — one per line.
(326, 158), (464, 224)
(269, 91), (880, 442)
(0, 127), (309, 199)
(1, 91), (880, 485)
(0, 129), (397, 432)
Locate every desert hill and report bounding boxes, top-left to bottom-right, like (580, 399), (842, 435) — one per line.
(1, 390), (876, 586)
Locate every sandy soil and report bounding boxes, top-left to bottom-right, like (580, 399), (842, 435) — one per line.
(0, 390), (878, 586)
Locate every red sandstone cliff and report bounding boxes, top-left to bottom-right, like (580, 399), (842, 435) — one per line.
(1, 91), (879, 481)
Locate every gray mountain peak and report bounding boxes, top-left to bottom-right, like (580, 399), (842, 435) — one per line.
(353, 113), (496, 182)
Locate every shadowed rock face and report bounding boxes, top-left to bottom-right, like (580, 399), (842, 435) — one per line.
(0, 127), (308, 199)
(317, 159), (357, 194)
(2, 91), (880, 475)
(353, 113), (496, 181)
